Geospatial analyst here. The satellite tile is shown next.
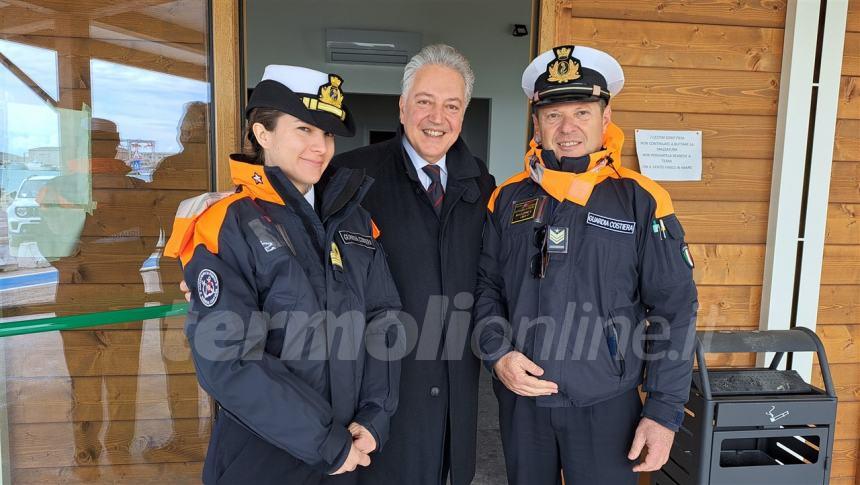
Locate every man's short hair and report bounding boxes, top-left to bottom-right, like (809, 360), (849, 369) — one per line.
(402, 44), (475, 105)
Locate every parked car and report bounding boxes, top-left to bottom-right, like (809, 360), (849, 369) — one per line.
(7, 175), (56, 255)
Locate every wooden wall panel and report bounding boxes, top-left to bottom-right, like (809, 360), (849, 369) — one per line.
(818, 3), (860, 480)
(212, 0), (242, 191)
(10, 418), (209, 468)
(676, 201), (768, 244)
(3, 323), (209, 477)
(613, 111), (776, 159)
(815, 325), (860, 364)
(562, 0), (787, 28)
(611, 66), (780, 116)
(2, 285), (185, 318)
(850, 0), (860, 33)
(818, 285), (860, 325)
(690, 244), (765, 285)
(813, 363), (860, 401)
(830, 161), (860, 201)
(821, 245), (860, 285)
(831, 440), (860, 481)
(836, 402), (860, 441)
(696, 286), (762, 327)
(839, 76), (860, 120)
(826, 203), (860, 244)
(556, 18), (783, 73)
(6, 375), (210, 424)
(622, 157), (773, 202)
(13, 462), (203, 484)
(4, 328), (195, 377)
(844, 32), (860, 77)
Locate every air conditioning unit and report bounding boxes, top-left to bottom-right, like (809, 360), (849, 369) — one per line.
(325, 29), (421, 65)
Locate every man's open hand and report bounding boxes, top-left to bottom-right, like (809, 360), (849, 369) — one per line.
(493, 351), (559, 397)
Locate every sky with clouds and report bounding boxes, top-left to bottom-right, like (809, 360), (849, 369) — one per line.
(1, 38), (210, 158)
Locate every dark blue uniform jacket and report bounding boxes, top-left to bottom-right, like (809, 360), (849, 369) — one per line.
(476, 124), (698, 431)
(166, 156), (403, 480)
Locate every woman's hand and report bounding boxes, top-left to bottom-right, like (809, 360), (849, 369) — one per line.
(330, 443), (371, 475)
(180, 280), (191, 302)
(348, 422), (377, 454)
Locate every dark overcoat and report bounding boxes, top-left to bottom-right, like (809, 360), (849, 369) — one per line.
(331, 130), (495, 485)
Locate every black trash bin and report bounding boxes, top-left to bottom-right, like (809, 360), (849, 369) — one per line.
(651, 328), (837, 485)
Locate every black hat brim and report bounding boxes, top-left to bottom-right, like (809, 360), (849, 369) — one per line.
(246, 80), (355, 137)
(533, 93), (605, 108)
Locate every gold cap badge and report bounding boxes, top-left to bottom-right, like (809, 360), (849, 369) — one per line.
(546, 46), (581, 84)
(319, 75), (345, 109)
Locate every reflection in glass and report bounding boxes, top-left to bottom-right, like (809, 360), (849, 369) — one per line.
(1, 0), (213, 480)
(1, 30), (210, 319)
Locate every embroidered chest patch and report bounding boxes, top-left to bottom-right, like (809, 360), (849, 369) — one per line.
(197, 269), (220, 307)
(586, 212), (636, 234)
(339, 230), (375, 250)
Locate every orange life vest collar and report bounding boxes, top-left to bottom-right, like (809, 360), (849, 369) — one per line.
(524, 122), (625, 206)
(229, 157), (286, 205)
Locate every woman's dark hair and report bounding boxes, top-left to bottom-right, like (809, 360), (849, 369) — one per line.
(243, 108), (285, 164)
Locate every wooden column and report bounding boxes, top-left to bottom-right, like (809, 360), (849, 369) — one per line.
(211, 0), (242, 191)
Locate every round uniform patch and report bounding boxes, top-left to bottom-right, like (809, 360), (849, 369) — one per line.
(197, 269), (220, 307)
(681, 243), (695, 269)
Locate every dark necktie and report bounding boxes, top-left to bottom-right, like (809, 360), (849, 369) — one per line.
(422, 164), (444, 217)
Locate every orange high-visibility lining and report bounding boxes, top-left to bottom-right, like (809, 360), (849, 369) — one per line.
(164, 157), (383, 265)
(487, 122), (674, 217)
(165, 192), (250, 266)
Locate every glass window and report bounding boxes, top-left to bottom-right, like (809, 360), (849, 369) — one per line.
(1, 1), (212, 321)
(0, 1), (214, 479)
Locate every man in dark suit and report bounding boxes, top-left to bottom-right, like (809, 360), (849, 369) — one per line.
(332, 44), (495, 485)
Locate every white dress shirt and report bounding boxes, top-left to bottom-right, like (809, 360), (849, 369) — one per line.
(402, 136), (448, 190)
(304, 185), (315, 208)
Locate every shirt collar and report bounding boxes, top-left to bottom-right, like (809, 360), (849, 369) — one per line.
(402, 135), (447, 176)
(303, 185), (315, 208)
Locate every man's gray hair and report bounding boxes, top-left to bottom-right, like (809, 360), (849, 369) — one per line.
(402, 44), (475, 104)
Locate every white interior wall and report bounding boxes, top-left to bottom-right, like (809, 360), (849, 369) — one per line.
(245, 0), (533, 180)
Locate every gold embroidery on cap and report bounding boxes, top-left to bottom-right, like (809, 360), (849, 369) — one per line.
(547, 46), (581, 84)
(319, 75), (344, 109)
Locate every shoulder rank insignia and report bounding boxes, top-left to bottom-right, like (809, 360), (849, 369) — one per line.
(546, 46), (581, 84)
(319, 75), (345, 109)
(330, 241), (343, 271)
(547, 226), (568, 253)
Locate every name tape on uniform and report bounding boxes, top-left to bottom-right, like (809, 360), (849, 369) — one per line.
(586, 212), (635, 234)
(339, 230), (375, 250)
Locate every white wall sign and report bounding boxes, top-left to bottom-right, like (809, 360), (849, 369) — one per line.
(634, 130), (702, 181)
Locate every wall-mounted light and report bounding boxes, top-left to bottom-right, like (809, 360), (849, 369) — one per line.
(512, 24), (528, 37)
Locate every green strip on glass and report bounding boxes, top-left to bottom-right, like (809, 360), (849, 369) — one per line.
(0, 303), (190, 338)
